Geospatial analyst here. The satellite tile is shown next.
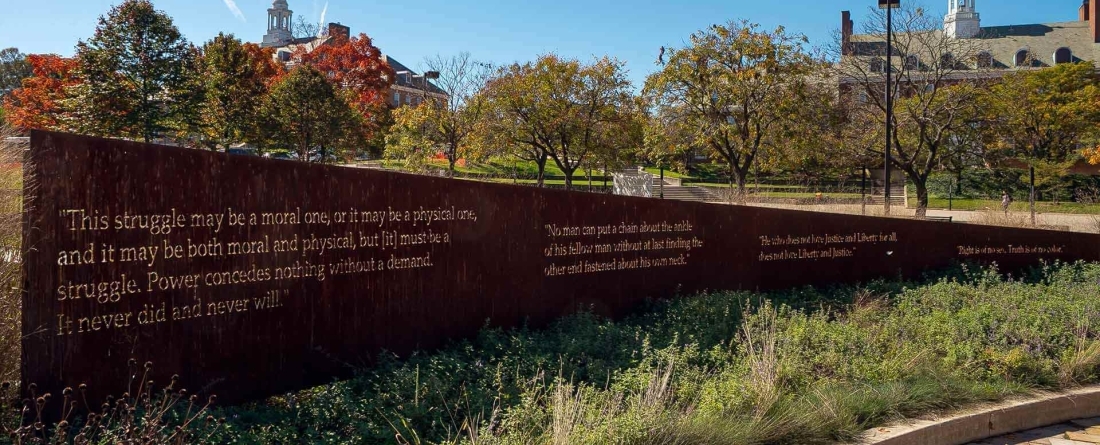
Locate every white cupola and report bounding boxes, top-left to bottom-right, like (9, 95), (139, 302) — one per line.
(945, 0), (981, 38)
(261, 0), (294, 48)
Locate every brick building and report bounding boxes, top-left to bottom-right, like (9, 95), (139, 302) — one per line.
(258, 0), (446, 108)
(841, 0), (1100, 78)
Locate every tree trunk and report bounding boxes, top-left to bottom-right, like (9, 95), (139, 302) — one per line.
(447, 143), (458, 178)
(729, 161), (747, 203)
(602, 162), (608, 191)
(1029, 166), (1036, 226)
(562, 167), (575, 190)
(659, 166), (664, 199)
(913, 180), (929, 218)
(536, 157), (547, 188)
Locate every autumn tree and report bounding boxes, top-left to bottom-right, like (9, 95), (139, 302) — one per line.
(645, 20), (815, 197)
(386, 53), (492, 174)
(293, 15), (320, 39)
(590, 97), (645, 176)
(484, 55), (635, 189)
(0, 48), (32, 98)
(296, 33), (394, 146)
(993, 62), (1100, 224)
(772, 70), (855, 187)
(260, 65), (357, 162)
(199, 33), (284, 149)
(73, 0), (197, 143)
(3, 55), (81, 131)
(833, 5), (988, 216)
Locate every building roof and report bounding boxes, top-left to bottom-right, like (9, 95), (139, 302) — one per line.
(848, 20), (1098, 70)
(385, 56), (447, 95)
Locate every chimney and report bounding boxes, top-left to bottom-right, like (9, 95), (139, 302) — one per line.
(841, 11), (854, 56)
(327, 22), (351, 40)
(1082, 0), (1090, 21)
(1093, 0), (1100, 42)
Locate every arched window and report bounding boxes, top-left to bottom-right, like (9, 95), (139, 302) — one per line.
(1015, 49), (1032, 67)
(870, 58), (885, 73)
(904, 54), (920, 71)
(1054, 47), (1073, 65)
(976, 51), (993, 68)
(940, 52), (956, 69)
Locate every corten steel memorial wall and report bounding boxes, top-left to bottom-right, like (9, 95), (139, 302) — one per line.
(22, 131), (1100, 405)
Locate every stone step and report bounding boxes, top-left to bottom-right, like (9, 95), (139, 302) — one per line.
(653, 186), (717, 203)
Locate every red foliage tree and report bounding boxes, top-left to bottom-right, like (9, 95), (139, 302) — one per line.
(243, 43), (286, 87)
(3, 54), (80, 131)
(296, 33), (394, 121)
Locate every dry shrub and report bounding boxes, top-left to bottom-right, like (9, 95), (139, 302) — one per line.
(1074, 187), (1100, 234)
(968, 210), (1035, 229)
(0, 124), (23, 383)
(739, 302), (781, 417)
(5, 361), (223, 444)
(1059, 323), (1100, 386)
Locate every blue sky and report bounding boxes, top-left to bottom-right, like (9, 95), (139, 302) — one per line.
(0, 0), (1086, 87)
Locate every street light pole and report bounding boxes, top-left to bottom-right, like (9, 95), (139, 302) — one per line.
(880, 0), (899, 215)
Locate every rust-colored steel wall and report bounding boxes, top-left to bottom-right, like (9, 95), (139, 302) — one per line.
(22, 131), (1100, 405)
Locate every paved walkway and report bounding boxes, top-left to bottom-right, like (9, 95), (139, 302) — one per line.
(969, 417), (1100, 444)
(739, 202), (1100, 234)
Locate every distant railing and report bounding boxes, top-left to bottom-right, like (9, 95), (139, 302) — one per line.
(613, 168), (653, 198)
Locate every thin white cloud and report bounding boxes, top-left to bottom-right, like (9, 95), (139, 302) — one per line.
(223, 0), (246, 22)
(317, 2), (328, 36)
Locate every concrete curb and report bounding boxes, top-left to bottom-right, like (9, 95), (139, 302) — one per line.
(859, 386), (1100, 445)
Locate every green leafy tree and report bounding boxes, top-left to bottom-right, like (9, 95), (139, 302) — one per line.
(74, 0), (196, 143)
(485, 55), (635, 189)
(200, 34), (284, 150)
(386, 53), (492, 175)
(260, 66), (357, 162)
(991, 62), (1100, 224)
(645, 20), (815, 197)
(0, 48), (32, 98)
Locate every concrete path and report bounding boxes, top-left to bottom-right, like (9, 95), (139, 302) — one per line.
(737, 202), (1100, 234)
(968, 418), (1100, 444)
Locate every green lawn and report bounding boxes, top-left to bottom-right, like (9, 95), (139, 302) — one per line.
(691, 182), (810, 190)
(642, 166), (692, 179)
(915, 197), (1100, 214)
(756, 191), (864, 199)
(479, 178), (611, 187)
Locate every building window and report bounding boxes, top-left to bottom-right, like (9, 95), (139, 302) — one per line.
(940, 53), (955, 69)
(1054, 47), (1073, 65)
(870, 58), (885, 74)
(976, 51), (993, 69)
(1014, 49), (1032, 67)
(393, 92), (400, 105)
(904, 55), (920, 71)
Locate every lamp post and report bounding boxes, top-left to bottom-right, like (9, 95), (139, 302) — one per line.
(879, 0), (900, 215)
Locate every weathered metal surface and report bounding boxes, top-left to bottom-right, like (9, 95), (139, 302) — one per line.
(21, 131), (1100, 405)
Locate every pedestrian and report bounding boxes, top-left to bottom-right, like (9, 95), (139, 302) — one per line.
(1001, 191), (1012, 215)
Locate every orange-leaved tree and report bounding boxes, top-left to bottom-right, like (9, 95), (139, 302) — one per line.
(3, 54), (80, 132)
(297, 33), (394, 146)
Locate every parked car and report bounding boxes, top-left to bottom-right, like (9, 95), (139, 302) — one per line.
(308, 150), (339, 163)
(265, 151), (295, 161)
(226, 147), (258, 156)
